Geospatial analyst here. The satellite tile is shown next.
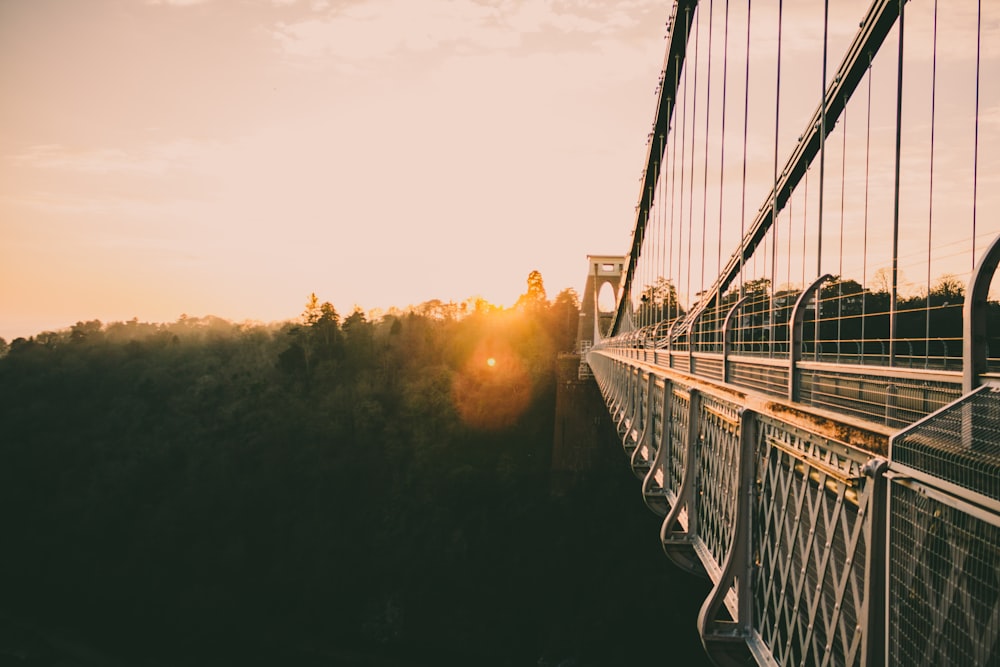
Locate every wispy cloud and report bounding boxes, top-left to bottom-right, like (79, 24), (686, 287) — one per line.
(7, 140), (215, 175)
(146, 0), (210, 6)
(272, 0), (656, 67)
(274, 0), (506, 62)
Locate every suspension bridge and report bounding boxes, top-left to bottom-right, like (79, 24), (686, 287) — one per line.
(574, 1), (1000, 665)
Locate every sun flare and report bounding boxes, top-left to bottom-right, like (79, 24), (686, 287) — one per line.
(486, 357), (496, 367)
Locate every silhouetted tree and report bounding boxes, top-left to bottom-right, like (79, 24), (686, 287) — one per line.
(516, 270), (549, 313)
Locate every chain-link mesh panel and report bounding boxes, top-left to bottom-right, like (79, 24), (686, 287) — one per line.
(696, 395), (742, 569)
(888, 483), (1000, 667)
(751, 417), (872, 667)
(667, 387), (691, 502)
(651, 379), (664, 460)
(893, 385), (1000, 501)
(624, 372), (649, 451)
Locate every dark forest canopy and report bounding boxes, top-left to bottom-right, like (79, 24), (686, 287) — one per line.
(0, 273), (711, 667)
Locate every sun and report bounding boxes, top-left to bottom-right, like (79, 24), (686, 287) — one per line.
(486, 357), (496, 368)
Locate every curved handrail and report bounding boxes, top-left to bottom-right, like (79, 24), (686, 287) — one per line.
(964, 233), (1000, 392)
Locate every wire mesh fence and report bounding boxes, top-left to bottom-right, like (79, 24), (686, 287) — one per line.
(888, 483), (1000, 667)
(892, 385), (1000, 501)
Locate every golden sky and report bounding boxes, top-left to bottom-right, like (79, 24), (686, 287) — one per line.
(4, 0), (999, 342)
(1, 0), (669, 340)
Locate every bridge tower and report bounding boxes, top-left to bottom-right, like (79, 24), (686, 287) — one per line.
(577, 255), (625, 350)
(551, 256), (626, 493)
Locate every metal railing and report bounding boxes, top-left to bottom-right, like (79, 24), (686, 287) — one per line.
(586, 350), (1000, 667)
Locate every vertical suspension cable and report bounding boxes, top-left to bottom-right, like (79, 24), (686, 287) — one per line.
(786, 164), (793, 323)
(687, 7), (700, 332)
(803, 168), (808, 288)
(679, 8), (690, 322)
(818, 0), (829, 279)
(816, 0), (829, 361)
(739, 2), (750, 298)
(862, 53), (872, 362)
(716, 0), (730, 348)
(664, 98), (671, 332)
(650, 182), (656, 330)
(657, 133), (665, 329)
(973, 0), (982, 270)
(643, 183), (650, 331)
(925, 0), (938, 367)
(771, 0), (782, 358)
(838, 105), (847, 362)
(890, 0), (905, 367)
(700, 0), (715, 340)
(662, 129), (668, 331)
(670, 54), (680, 326)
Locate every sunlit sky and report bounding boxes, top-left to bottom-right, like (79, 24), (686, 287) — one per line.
(1, 0), (669, 341)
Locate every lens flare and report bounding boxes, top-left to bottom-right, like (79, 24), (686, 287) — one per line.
(452, 341), (530, 430)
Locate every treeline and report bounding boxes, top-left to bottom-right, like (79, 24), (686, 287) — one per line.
(0, 274), (711, 666)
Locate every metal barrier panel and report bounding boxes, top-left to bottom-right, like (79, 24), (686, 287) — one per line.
(886, 384), (1000, 667)
(666, 386), (691, 505)
(729, 358), (790, 398)
(695, 394), (742, 571)
(798, 367), (963, 428)
(892, 386), (1000, 501)
(887, 482), (1000, 667)
(692, 354), (724, 381)
(651, 377), (665, 460)
(750, 416), (876, 667)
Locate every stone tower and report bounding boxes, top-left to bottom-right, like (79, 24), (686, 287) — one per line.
(576, 255), (626, 349)
(551, 256), (625, 492)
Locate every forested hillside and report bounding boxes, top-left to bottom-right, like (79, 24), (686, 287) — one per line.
(0, 276), (710, 666)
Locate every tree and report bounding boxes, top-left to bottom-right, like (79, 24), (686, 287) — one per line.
(342, 308), (373, 368)
(283, 294), (342, 377)
(635, 277), (683, 325)
(70, 320), (103, 344)
(547, 288), (581, 353)
(314, 301), (342, 354)
(515, 270), (548, 313)
(930, 274), (964, 306)
(303, 293), (322, 326)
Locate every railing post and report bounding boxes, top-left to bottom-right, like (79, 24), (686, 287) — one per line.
(860, 458), (888, 667)
(963, 234), (1000, 393)
(688, 312), (701, 375)
(618, 367), (637, 439)
(696, 408), (757, 666)
(643, 379), (673, 516)
(667, 319), (679, 369)
(789, 274), (832, 401)
(722, 296), (750, 384)
(630, 373), (657, 476)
